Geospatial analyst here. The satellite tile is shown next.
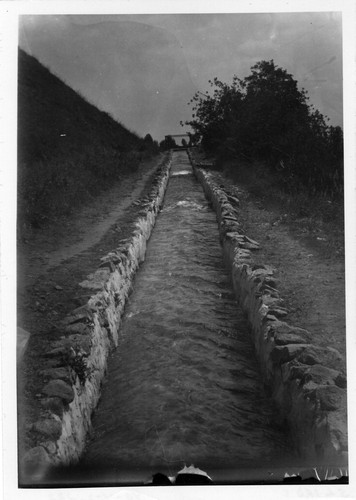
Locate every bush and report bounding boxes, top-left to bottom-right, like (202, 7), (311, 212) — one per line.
(184, 60), (343, 198)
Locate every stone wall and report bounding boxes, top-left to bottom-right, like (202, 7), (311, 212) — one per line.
(21, 154), (172, 475)
(189, 151), (347, 466)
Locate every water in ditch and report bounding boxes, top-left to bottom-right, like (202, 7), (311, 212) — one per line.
(72, 151), (295, 483)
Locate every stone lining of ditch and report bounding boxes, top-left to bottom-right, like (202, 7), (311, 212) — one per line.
(188, 150), (347, 466)
(21, 153), (172, 474)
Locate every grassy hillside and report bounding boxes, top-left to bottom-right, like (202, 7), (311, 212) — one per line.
(18, 49), (153, 231)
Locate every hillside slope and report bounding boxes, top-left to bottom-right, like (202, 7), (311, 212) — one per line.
(19, 18), (198, 139)
(18, 49), (148, 231)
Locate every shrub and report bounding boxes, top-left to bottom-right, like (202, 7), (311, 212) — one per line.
(184, 60), (343, 198)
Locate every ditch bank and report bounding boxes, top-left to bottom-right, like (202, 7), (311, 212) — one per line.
(21, 153), (172, 478)
(189, 150), (347, 466)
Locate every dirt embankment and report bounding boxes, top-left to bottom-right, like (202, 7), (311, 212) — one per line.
(235, 198), (346, 360)
(223, 183), (345, 362)
(192, 151), (345, 365)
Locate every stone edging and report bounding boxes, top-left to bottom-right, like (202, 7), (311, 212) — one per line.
(188, 151), (347, 465)
(22, 153), (172, 473)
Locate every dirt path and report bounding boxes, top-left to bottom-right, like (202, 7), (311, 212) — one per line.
(17, 154), (167, 453)
(18, 156), (162, 283)
(18, 155), (165, 337)
(211, 172), (346, 363)
(241, 197), (345, 358)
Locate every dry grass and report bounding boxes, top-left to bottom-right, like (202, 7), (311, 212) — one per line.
(222, 159), (344, 259)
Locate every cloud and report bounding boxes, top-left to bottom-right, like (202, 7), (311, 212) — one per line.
(19, 16), (198, 140)
(19, 12), (343, 140)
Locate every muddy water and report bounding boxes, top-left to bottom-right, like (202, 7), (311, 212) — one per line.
(79, 151), (294, 481)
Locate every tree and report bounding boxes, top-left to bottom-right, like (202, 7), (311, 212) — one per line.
(241, 60), (311, 165)
(159, 136), (177, 151)
(144, 133), (154, 145)
(183, 59), (343, 196)
(140, 133), (159, 154)
(184, 77), (244, 153)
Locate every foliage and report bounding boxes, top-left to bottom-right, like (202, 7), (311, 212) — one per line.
(184, 60), (343, 197)
(159, 136), (177, 150)
(141, 134), (160, 155)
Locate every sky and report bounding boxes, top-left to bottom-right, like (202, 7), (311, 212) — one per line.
(18, 11), (343, 142)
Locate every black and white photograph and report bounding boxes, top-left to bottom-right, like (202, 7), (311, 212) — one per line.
(0, 0), (355, 498)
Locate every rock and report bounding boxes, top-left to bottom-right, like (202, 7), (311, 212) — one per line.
(32, 418), (62, 440)
(63, 307), (91, 326)
(335, 373), (347, 388)
(281, 360), (310, 382)
(40, 441), (57, 455)
(244, 236), (260, 247)
(262, 294), (281, 307)
(99, 260), (116, 272)
(274, 332), (308, 346)
(66, 335), (91, 354)
(300, 364), (341, 387)
(251, 264), (275, 274)
(259, 304), (269, 320)
(44, 358), (65, 369)
(79, 280), (105, 291)
(42, 379), (74, 404)
(227, 195), (240, 206)
(65, 322), (90, 335)
(264, 276), (279, 288)
(316, 386), (346, 411)
(224, 215), (239, 223)
(267, 307), (288, 318)
(54, 285), (63, 291)
(79, 268), (111, 290)
(259, 286), (281, 299)
(233, 249), (252, 261)
(43, 346), (68, 358)
(271, 344), (307, 365)
(225, 232), (243, 240)
(40, 397), (65, 417)
(297, 346), (343, 370)
(262, 286), (280, 297)
(266, 314), (279, 322)
(40, 367), (74, 384)
(22, 446), (50, 466)
(269, 321), (311, 344)
(240, 241), (260, 250)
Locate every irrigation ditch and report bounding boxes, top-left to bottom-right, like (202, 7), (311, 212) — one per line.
(20, 153), (173, 479)
(188, 150), (347, 465)
(19, 149), (347, 483)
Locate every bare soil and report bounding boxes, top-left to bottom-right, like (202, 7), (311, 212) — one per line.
(211, 170), (346, 363)
(238, 200), (346, 359)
